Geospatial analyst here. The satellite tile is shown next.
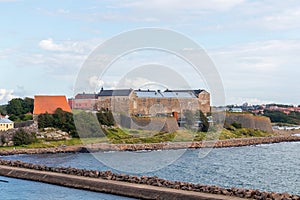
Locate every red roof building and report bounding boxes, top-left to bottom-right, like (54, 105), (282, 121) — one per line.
(33, 95), (72, 115)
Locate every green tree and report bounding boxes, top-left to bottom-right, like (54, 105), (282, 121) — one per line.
(6, 97), (34, 121)
(22, 97), (34, 114)
(6, 98), (24, 116)
(96, 108), (115, 126)
(263, 110), (297, 124)
(37, 109), (78, 138)
(0, 105), (7, 115)
(196, 110), (210, 132)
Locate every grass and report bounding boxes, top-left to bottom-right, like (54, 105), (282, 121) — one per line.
(0, 127), (274, 149)
(103, 127), (273, 144)
(103, 128), (176, 144)
(0, 137), (107, 150)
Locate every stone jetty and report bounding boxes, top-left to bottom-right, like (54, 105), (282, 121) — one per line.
(0, 159), (299, 200)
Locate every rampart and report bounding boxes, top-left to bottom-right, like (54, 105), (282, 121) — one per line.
(225, 113), (273, 133)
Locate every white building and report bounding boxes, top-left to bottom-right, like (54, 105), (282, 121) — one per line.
(0, 118), (14, 131)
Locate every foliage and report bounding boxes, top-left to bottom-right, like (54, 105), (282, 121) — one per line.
(6, 98), (34, 122)
(6, 98), (33, 116)
(38, 108), (78, 137)
(231, 122), (242, 129)
(219, 128), (272, 140)
(0, 137), (107, 149)
(265, 104), (294, 108)
(9, 114), (33, 122)
(0, 105), (7, 115)
(193, 128), (272, 141)
(96, 108), (115, 126)
(196, 110), (210, 132)
(12, 128), (36, 146)
(103, 128), (176, 144)
(183, 110), (210, 132)
(263, 110), (300, 125)
(73, 111), (105, 138)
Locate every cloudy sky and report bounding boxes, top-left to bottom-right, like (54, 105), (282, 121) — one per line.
(1, 0), (300, 105)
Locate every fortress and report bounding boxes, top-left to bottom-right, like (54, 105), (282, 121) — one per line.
(69, 88), (210, 117)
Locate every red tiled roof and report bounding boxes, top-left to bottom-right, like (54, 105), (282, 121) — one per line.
(33, 96), (72, 115)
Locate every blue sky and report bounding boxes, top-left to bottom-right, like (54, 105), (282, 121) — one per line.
(1, 0), (300, 105)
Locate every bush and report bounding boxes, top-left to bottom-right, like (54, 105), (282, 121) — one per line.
(13, 129), (36, 146)
(73, 111), (105, 138)
(38, 108), (78, 138)
(231, 122), (242, 129)
(96, 108), (115, 126)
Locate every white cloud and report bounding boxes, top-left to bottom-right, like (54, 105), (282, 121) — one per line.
(262, 7), (300, 30)
(37, 0), (245, 23)
(0, 0), (18, 2)
(38, 38), (100, 54)
(0, 89), (17, 105)
(209, 39), (300, 105)
(89, 76), (104, 88)
(15, 38), (104, 81)
(212, 40), (300, 72)
(0, 48), (14, 59)
(120, 77), (155, 89)
(122, 0), (244, 12)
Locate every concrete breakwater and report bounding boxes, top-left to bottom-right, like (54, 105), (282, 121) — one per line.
(0, 159), (299, 200)
(0, 136), (300, 156)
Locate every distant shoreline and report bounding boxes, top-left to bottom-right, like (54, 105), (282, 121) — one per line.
(0, 135), (300, 156)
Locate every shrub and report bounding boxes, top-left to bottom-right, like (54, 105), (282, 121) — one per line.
(96, 108), (115, 126)
(38, 108), (78, 138)
(13, 129), (36, 146)
(232, 122), (242, 129)
(73, 111), (105, 138)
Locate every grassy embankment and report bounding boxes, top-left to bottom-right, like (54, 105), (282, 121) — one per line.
(0, 127), (273, 149)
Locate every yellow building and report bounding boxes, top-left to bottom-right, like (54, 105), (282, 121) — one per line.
(0, 118), (14, 131)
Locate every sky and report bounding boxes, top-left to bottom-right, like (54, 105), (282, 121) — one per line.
(0, 0), (300, 106)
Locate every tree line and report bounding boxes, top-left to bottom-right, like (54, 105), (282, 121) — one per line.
(263, 110), (300, 125)
(1, 98), (34, 122)
(38, 108), (115, 138)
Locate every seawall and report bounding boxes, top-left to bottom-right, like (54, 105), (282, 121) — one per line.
(1, 160), (299, 200)
(0, 164), (243, 200)
(0, 136), (300, 156)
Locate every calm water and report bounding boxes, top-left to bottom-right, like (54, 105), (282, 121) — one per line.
(1, 141), (300, 198)
(0, 176), (135, 200)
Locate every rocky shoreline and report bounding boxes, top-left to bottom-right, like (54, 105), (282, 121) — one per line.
(0, 135), (299, 156)
(0, 159), (299, 200)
